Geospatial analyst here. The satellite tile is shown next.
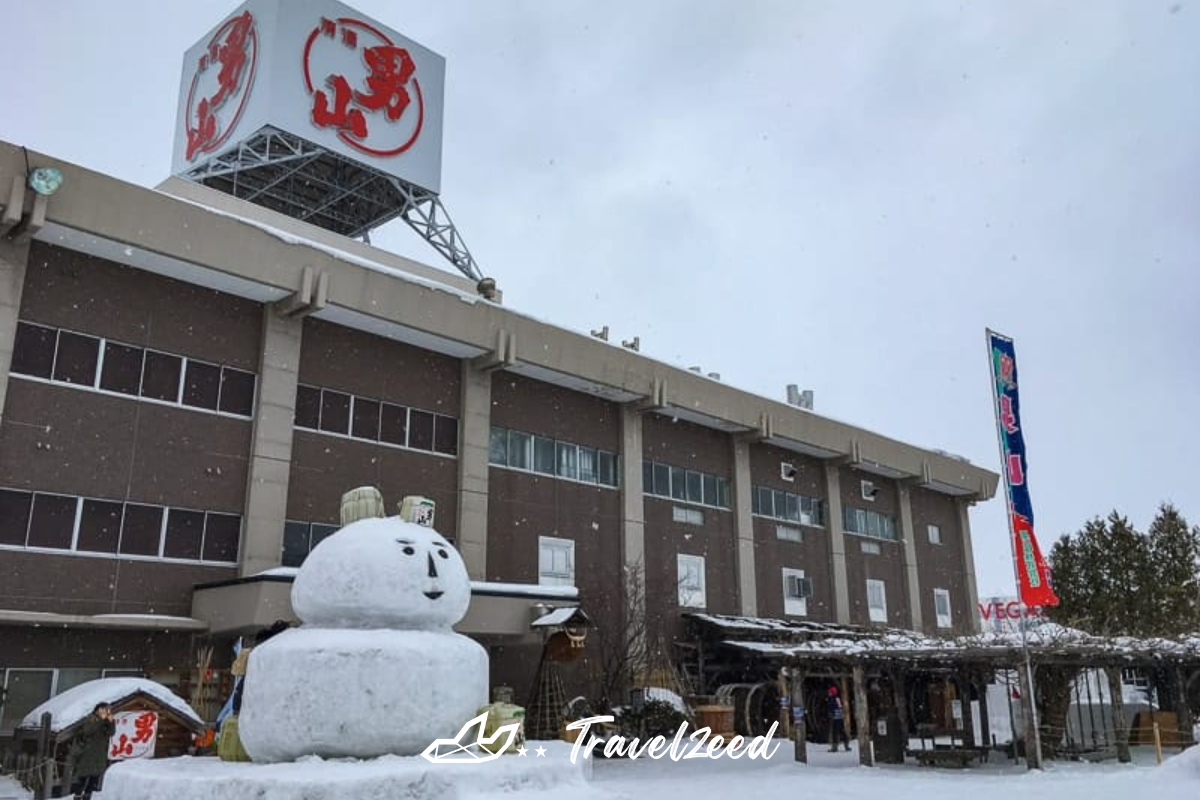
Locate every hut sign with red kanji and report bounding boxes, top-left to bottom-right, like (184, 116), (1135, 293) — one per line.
(108, 711), (159, 760)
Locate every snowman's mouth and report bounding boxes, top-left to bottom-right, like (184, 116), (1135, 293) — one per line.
(423, 590), (444, 600)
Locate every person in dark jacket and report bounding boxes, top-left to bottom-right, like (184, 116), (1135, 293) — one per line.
(826, 686), (851, 752)
(67, 702), (115, 800)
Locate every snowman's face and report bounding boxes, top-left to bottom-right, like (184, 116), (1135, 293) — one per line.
(291, 517), (471, 629)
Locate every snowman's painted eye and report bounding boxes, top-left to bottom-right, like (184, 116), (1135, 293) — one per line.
(396, 539), (416, 556)
(437, 549), (449, 559)
(403, 546), (416, 556)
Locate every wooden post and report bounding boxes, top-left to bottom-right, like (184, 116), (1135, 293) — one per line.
(853, 664), (874, 766)
(791, 669), (808, 763)
(1017, 657), (1043, 769)
(1153, 721), (1163, 764)
(1105, 666), (1131, 764)
(959, 673), (976, 748)
(1175, 666), (1195, 749)
(891, 667), (909, 741)
(34, 712), (52, 800)
(978, 669), (992, 751)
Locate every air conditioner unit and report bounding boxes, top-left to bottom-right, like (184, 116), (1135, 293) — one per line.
(786, 575), (813, 599)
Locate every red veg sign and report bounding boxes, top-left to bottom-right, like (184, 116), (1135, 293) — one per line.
(303, 16), (425, 157)
(184, 11), (258, 161)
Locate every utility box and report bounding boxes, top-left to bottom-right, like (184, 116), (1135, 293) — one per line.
(871, 707), (905, 764)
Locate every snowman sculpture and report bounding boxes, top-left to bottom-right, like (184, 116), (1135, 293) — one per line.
(238, 500), (488, 762)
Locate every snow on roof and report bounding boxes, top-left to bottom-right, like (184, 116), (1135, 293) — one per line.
(694, 613), (1200, 662)
(247, 567), (579, 600)
(530, 606), (590, 627)
(20, 678), (202, 732)
(470, 581), (579, 599)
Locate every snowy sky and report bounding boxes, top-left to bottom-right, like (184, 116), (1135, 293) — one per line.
(5, 1), (1198, 599)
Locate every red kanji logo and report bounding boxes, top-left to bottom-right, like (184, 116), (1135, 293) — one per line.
(302, 16), (426, 157)
(1007, 453), (1025, 486)
(184, 11), (258, 161)
(999, 394), (1018, 434)
(132, 712), (156, 744)
(110, 734), (134, 759)
(354, 46), (416, 122)
(312, 75), (368, 138)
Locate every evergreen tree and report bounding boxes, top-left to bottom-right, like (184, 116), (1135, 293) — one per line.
(1146, 503), (1200, 636)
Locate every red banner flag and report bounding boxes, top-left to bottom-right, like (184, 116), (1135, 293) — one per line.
(1011, 513), (1057, 607)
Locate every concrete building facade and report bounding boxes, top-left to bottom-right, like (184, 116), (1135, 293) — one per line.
(0, 141), (998, 736)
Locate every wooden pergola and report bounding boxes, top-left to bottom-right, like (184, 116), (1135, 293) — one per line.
(683, 613), (1200, 768)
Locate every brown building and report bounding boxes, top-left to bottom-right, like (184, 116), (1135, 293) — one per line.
(0, 140), (998, 738)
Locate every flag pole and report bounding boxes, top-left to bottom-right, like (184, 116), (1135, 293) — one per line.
(985, 329), (1043, 769)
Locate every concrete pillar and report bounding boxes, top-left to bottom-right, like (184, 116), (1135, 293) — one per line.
(239, 307), (304, 577)
(790, 668), (808, 763)
(1106, 666), (1131, 763)
(0, 237), (31, 424)
(1017, 658), (1043, 769)
(957, 499), (982, 633)
(619, 406), (647, 671)
(853, 664), (874, 766)
(897, 484), (923, 631)
(731, 439), (758, 617)
(456, 364), (492, 579)
(824, 463), (851, 624)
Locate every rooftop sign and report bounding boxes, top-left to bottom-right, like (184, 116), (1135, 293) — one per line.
(172, 0), (445, 194)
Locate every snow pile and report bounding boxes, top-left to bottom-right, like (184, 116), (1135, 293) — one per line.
(1157, 741), (1200, 777)
(19, 678), (200, 732)
(105, 742), (590, 800)
(239, 517), (488, 762)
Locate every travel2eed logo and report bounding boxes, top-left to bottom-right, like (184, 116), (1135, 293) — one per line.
(421, 712), (782, 765)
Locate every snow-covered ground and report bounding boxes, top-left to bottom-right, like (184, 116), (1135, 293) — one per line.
(0, 744), (1194, 800)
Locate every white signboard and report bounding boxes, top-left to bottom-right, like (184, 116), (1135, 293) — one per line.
(108, 710), (159, 760)
(172, 0), (446, 193)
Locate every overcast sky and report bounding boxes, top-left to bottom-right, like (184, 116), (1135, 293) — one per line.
(5, 1), (1197, 600)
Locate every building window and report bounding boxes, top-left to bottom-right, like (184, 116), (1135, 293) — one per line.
(538, 536), (575, 587)
(488, 426), (618, 488)
(782, 568), (810, 616)
(927, 523), (943, 545)
(409, 409), (435, 451)
(677, 554), (707, 609)
(352, 397), (382, 441)
(780, 462), (796, 482)
(77, 499), (123, 554)
(860, 480), (878, 502)
(11, 323), (56, 379)
(0, 489), (239, 564)
(0, 669), (55, 735)
(843, 506), (897, 541)
(99, 342), (144, 396)
(861, 540), (881, 555)
(866, 579), (888, 623)
(141, 351), (182, 402)
(644, 460), (730, 510)
(672, 506), (704, 526)
(52, 331), (99, 386)
(282, 521), (340, 567)
(296, 384), (457, 456)
(776, 524), (802, 543)
(752, 485), (824, 526)
(934, 588), (952, 629)
(556, 441), (577, 480)
(9, 321), (256, 418)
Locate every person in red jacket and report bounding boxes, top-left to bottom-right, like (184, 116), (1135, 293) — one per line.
(827, 686), (851, 752)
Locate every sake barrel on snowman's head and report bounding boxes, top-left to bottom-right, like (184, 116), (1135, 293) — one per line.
(291, 516), (471, 629)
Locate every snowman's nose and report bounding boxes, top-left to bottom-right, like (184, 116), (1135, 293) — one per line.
(428, 551), (439, 578)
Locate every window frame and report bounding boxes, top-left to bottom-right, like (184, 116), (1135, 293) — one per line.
(866, 578), (888, 623)
(538, 535), (575, 587)
(677, 553), (707, 609)
(933, 588), (952, 629)
(927, 523), (943, 545)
